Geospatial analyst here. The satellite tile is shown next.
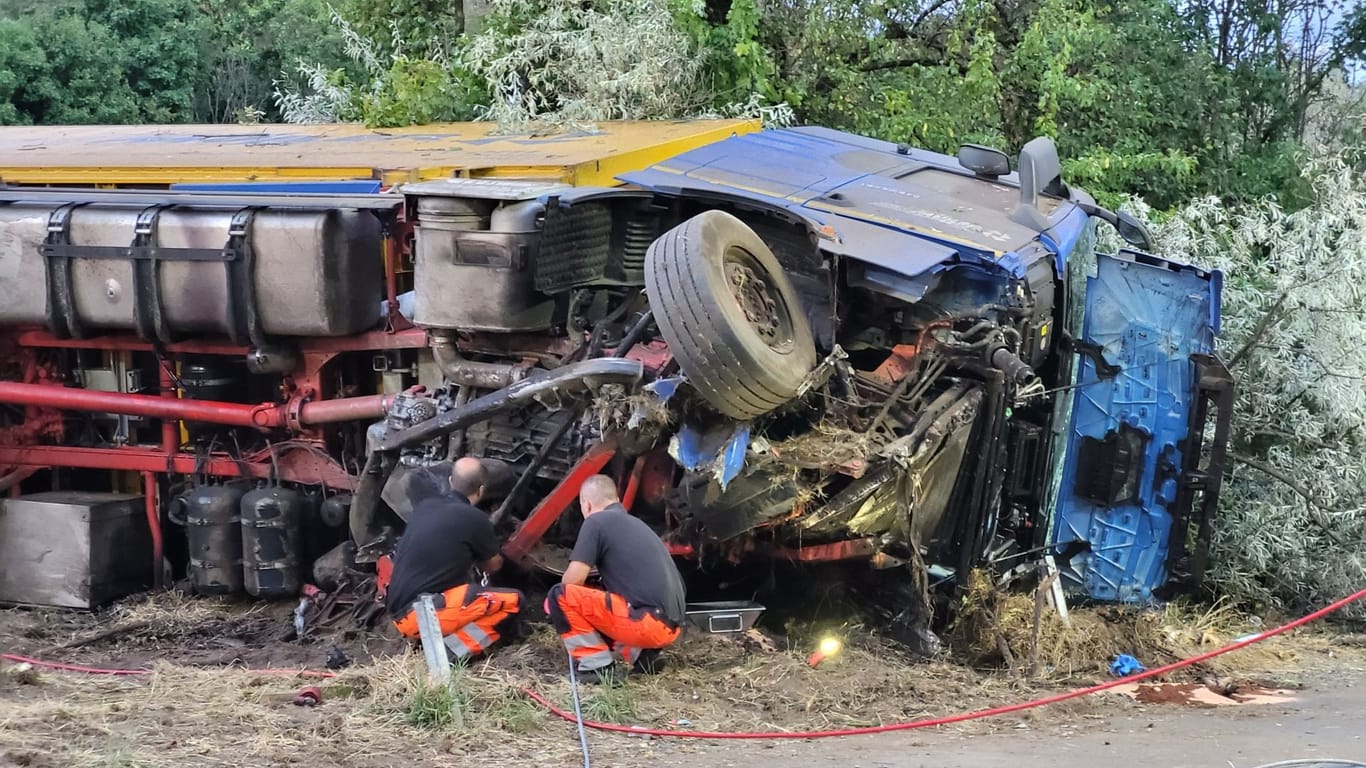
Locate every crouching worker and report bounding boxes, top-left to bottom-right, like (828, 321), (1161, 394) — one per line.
(384, 457), (524, 662)
(548, 475), (686, 683)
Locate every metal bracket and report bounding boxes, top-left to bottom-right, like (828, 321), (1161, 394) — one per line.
(414, 594), (452, 684)
(41, 203), (85, 339)
(36, 203), (268, 343)
(131, 205), (174, 345)
(1063, 334), (1122, 380)
(223, 209), (267, 347)
(1160, 353), (1235, 596)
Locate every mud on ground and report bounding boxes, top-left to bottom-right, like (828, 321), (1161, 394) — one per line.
(1, 589), (1363, 768)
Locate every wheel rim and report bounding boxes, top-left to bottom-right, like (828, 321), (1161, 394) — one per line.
(723, 246), (797, 354)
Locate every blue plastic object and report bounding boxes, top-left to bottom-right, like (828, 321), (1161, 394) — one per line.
(644, 376), (684, 403)
(1049, 250), (1221, 602)
(1109, 654), (1146, 677)
(671, 424), (751, 491)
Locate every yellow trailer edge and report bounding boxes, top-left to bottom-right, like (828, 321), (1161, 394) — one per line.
(0, 119), (761, 187)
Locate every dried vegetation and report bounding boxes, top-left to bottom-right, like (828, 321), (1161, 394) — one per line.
(4, 586), (1362, 768)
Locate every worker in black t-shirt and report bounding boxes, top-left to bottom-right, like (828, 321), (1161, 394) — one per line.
(547, 474), (686, 682)
(382, 457), (524, 662)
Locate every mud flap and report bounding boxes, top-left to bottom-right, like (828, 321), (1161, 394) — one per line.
(1049, 249), (1227, 602)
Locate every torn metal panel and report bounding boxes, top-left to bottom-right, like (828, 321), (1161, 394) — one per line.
(798, 464), (895, 535)
(677, 467), (802, 542)
(846, 471), (907, 536)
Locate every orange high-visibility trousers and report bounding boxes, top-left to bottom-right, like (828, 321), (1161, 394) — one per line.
(547, 583), (681, 671)
(393, 583), (523, 661)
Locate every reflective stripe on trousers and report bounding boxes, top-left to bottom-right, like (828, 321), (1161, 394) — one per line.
(393, 583), (523, 660)
(552, 583), (680, 672)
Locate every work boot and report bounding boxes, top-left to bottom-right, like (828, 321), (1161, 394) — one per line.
(495, 611), (529, 644)
(574, 662), (625, 687)
(631, 649), (665, 675)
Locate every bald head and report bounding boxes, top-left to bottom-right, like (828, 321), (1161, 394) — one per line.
(578, 474), (620, 517)
(449, 457), (487, 505)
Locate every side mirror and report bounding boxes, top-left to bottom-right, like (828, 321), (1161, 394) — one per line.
(1011, 136), (1067, 232)
(957, 144), (1011, 178)
(1077, 203), (1156, 251)
(1115, 210), (1155, 251)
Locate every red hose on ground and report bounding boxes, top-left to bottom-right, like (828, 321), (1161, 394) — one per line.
(4, 585), (1364, 741)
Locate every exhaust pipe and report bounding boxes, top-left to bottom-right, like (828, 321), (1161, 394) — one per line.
(429, 329), (526, 390)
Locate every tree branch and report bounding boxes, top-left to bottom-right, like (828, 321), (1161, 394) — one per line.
(1228, 291), (1289, 369)
(860, 55), (966, 74)
(1233, 454), (1353, 547)
(908, 0), (956, 35)
(1233, 453), (1321, 507)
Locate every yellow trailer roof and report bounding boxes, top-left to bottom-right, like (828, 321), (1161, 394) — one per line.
(0, 120), (760, 187)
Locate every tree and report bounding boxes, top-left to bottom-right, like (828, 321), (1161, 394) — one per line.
(339, 0), (466, 50)
(32, 12), (140, 124)
(198, 0), (357, 122)
(0, 20), (53, 125)
(469, 0), (707, 128)
(83, 0), (211, 122)
(1137, 149), (1366, 617)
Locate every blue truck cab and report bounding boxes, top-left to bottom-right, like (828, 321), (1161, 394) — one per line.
(536, 125), (1234, 623)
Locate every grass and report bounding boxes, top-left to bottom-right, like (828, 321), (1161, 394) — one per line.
(581, 675), (637, 724)
(404, 675), (469, 730)
(486, 687), (546, 733)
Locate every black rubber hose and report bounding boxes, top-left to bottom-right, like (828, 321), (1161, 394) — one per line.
(612, 311), (654, 358)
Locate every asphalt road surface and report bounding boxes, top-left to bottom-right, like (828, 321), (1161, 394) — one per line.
(650, 667), (1366, 768)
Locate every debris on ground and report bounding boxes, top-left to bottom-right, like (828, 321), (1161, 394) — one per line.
(1, 588), (1361, 768)
(1111, 681), (1298, 708)
(1109, 654), (1146, 677)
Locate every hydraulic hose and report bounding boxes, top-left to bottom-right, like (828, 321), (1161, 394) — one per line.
(5, 585), (1364, 741)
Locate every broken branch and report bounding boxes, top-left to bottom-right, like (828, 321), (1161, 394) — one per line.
(49, 621), (152, 652)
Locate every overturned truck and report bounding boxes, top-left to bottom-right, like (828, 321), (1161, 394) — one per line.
(0, 122), (1232, 648)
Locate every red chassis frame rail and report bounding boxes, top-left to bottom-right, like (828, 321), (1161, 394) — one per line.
(0, 444), (358, 489)
(501, 442), (617, 564)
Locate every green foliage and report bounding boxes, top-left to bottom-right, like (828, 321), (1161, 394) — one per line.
(3, 0), (1365, 206)
(1136, 147), (1366, 617)
(361, 55), (484, 128)
(272, 8), (485, 128)
(198, 0), (357, 121)
(0, 20), (50, 125)
(339, 0), (465, 51)
(467, 0), (704, 128)
(582, 676), (636, 723)
(670, 0), (777, 105)
(83, 0), (211, 122)
(32, 12), (140, 124)
(404, 674), (469, 730)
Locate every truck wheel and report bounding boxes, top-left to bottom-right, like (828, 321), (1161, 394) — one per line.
(645, 210), (818, 420)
